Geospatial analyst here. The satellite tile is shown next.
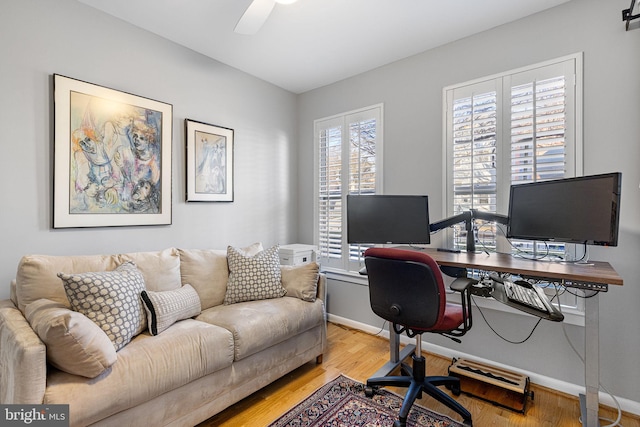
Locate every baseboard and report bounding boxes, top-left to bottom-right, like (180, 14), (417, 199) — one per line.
(327, 313), (640, 417)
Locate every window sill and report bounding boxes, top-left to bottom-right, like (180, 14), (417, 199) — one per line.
(322, 267), (585, 326)
(322, 267), (370, 286)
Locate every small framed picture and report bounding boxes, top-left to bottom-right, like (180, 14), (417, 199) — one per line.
(185, 119), (234, 202)
(53, 74), (173, 228)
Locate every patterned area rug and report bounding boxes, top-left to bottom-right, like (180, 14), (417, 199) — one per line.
(268, 374), (464, 427)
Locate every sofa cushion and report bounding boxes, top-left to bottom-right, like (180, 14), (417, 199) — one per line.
(178, 248), (229, 310)
(196, 297), (324, 361)
(43, 319), (235, 426)
(281, 262), (320, 302)
(58, 261), (146, 351)
(15, 253), (119, 313)
(119, 248), (181, 292)
(141, 285), (202, 335)
(25, 299), (117, 378)
(224, 245), (285, 305)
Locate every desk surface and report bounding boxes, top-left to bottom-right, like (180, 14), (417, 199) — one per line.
(408, 248), (623, 286)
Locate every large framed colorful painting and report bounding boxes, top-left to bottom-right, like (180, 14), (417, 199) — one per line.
(53, 74), (172, 228)
(185, 119), (234, 202)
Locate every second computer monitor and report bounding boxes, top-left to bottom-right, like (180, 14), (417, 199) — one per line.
(507, 172), (621, 246)
(347, 194), (431, 244)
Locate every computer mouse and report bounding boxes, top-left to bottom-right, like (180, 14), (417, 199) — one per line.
(513, 279), (533, 288)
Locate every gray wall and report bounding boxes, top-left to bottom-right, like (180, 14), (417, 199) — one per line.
(1, 0), (639, 410)
(0, 0), (299, 299)
(298, 0), (640, 405)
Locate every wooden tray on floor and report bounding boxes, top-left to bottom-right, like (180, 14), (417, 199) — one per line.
(448, 357), (533, 414)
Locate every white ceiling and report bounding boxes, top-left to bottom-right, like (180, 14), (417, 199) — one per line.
(77, 0), (571, 94)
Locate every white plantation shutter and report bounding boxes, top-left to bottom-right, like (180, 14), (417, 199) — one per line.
(451, 88), (499, 250)
(510, 76), (567, 184)
(317, 123), (343, 262)
(509, 73), (570, 256)
(315, 105), (383, 271)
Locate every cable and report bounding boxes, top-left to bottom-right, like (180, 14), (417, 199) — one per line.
(374, 320), (388, 336)
(471, 296), (543, 344)
(561, 285), (600, 299)
(556, 290), (623, 427)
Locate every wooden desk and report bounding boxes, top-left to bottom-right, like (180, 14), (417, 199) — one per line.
(379, 247), (623, 427)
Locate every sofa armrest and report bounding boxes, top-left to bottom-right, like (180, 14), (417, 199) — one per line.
(0, 299), (46, 404)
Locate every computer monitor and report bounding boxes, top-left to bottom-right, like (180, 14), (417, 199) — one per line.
(507, 172), (622, 246)
(347, 195), (431, 244)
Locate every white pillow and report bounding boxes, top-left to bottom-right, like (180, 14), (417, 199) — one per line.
(25, 299), (117, 378)
(281, 262), (320, 302)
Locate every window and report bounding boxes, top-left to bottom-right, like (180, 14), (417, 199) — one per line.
(445, 54), (583, 310)
(445, 54), (582, 255)
(314, 104), (383, 272)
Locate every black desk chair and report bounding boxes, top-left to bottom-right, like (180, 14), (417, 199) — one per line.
(363, 247), (475, 427)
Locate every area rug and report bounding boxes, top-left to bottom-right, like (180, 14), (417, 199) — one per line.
(268, 374), (464, 427)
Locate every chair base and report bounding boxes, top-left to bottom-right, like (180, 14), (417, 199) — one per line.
(366, 354), (472, 427)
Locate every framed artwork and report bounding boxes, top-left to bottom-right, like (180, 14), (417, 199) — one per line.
(53, 74), (172, 228)
(185, 119), (234, 202)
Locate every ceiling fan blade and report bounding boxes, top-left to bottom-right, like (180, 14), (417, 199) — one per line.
(234, 0), (276, 35)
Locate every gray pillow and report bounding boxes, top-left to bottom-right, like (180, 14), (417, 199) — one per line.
(58, 261), (146, 351)
(224, 245), (285, 304)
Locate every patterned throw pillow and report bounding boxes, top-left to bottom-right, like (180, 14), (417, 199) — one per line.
(140, 284), (202, 335)
(58, 261), (146, 351)
(224, 245), (286, 305)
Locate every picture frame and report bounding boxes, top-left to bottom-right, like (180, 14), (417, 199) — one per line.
(53, 74), (172, 228)
(185, 119), (234, 202)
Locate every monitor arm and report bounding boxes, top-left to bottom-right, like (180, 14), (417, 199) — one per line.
(471, 209), (509, 226)
(430, 210), (509, 252)
(430, 211), (475, 251)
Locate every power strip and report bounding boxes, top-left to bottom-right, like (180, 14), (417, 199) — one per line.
(563, 280), (608, 292)
(519, 274), (609, 292)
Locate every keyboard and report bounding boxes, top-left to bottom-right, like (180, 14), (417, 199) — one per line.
(503, 280), (553, 313)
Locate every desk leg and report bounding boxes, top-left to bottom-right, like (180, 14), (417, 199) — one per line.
(371, 323), (416, 378)
(580, 292), (600, 427)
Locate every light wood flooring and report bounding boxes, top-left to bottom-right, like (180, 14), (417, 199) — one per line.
(199, 322), (639, 427)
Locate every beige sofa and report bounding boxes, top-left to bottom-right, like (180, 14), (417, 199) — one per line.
(0, 245), (326, 427)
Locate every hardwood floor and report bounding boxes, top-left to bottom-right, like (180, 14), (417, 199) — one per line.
(199, 322), (639, 427)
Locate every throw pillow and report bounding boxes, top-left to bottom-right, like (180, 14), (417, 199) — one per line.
(58, 261), (146, 351)
(25, 299), (117, 378)
(140, 284), (202, 335)
(224, 245), (285, 305)
(281, 262), (320, 302)
(235, 242), (264, 256)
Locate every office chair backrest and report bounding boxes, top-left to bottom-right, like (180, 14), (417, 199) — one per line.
(364, 247), (446, 331)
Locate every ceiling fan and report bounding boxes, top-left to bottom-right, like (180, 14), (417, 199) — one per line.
(234, 0), (298, 35)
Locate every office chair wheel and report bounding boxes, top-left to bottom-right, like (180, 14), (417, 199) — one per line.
(364, 386), (377, 397)
(451, 383), (461, 396)
(392, 420), (405, 427)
